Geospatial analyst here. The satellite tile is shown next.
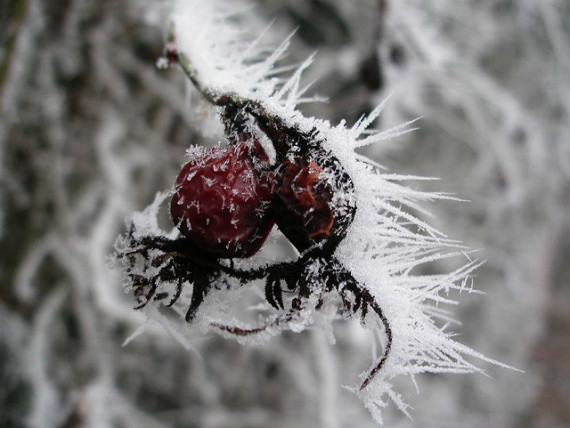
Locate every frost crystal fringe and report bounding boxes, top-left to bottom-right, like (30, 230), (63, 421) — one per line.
(113, 0), (511, 424)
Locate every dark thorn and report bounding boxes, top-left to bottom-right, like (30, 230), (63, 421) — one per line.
(134, 278), (158, 310)
(274, 280), (284, 309)
(211, 305), (299, 337)
(353, 293), (362, 313)
(359, 296), (393, 390)
(166, 279), (183, 308)
(361, 301), (368, 323)
(185, 271), (209, 322)
(285, 275), (297, 290)
(154, 292), (169, 301)
(265, 277), (280, 310)
(185, 304), (198, 323)
(327, 258), (392, 390)
(211, 322), (267, 336)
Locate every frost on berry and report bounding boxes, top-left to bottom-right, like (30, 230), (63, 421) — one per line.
(273, 157), (335, 250)
(112, 1), (513, 424)
(170, 139), (274, 258)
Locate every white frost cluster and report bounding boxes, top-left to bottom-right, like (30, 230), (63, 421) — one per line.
(120, 0), (512, 423)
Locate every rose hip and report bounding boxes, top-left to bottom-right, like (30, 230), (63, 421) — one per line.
(170, 139), (274, 258)
(272, 157), (335, 252)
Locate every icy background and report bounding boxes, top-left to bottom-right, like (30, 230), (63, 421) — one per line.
(1, 0), (569, 427)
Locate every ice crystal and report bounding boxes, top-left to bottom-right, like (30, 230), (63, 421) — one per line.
(112, 0), (512, 423)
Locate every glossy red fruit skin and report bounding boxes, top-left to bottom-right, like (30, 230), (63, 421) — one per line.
(170, 139), (274, 258)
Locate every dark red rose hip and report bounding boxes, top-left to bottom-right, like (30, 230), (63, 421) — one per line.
(272, 157), (336, 252)
(170, 139), (274, 258)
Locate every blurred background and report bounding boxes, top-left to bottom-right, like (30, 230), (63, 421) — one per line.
(1, 0), (569, 427)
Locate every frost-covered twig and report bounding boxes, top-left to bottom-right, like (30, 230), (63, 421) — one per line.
(111, 0), (513, 424)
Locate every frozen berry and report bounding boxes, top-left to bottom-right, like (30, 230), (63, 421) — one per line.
(170, 139), (274, 258)
(272, 157), (335, 251)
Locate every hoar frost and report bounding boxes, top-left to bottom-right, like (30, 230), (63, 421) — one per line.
(113, 0), (512, 424)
